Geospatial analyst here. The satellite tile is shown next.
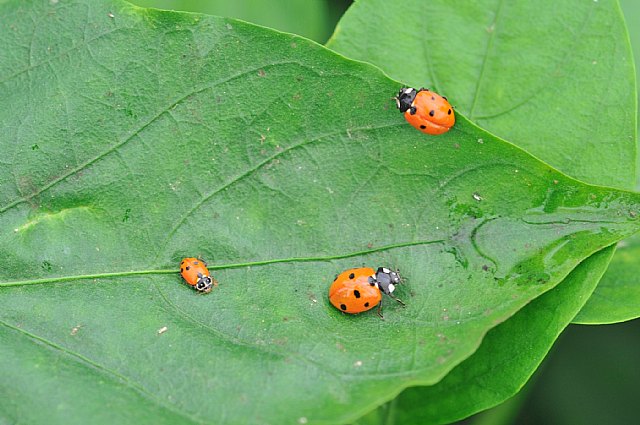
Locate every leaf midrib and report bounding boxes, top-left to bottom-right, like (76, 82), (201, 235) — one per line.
(0, 238), (446, 287)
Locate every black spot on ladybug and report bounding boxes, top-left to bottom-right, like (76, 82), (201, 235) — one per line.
(448, 109), (452, 115)
(349, 273), (355, 279)
(180, 268), (183, 273)
(429, 110), (435, 117)
(420, 125), (426, 129)
(369, 281), (375, 286)
(193, 261), (199, 265)
(431, 96), (435, 100)
(364, 302), (370, 307)
(354, 290), (361, 298)
(442, 96), (448, 100)
(185, 266), (191, 270)
(340, 304), (347, 311)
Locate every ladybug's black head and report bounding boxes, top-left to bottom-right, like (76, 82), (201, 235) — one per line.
(195, 275), (213, 293)
(375, 267), (402, 296)
(395, 87), (417, 112)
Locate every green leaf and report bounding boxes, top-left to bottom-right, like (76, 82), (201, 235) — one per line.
(327, 0), (636, 422)
(0, 1), (639, 424)
(574, 234), (640, 323)
(327, 0), (638, 324)
(128, 0), (333, 43)
(576, 0), (640, 325)
(328, 0), (636, 188)
(356, 248), (613, 425)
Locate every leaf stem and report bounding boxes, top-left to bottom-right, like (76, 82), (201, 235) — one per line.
(0, 239), (445, 288)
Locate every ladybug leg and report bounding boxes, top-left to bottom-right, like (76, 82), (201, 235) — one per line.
(376, 302), (385, 319)
(389, 293), (406, 306)
(198, 257), (208, 267)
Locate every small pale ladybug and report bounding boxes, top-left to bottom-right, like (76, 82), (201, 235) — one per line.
(395, 87), (455, 135)
(328, 267), (405, 318)
(180, 257), (217, 293)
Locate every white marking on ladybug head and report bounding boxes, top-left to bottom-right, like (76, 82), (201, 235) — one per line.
(388, 283), (396, 293)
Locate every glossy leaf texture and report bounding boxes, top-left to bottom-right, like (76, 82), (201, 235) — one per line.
(328, 0), (638, 325)
(574, 235), (640, 323)
(328, 0), (636, 188)
(0, 1), (639, 425)
(327, 0), (636, 422)
(583, 0), (640, 324)
(352, 248), (615, 425)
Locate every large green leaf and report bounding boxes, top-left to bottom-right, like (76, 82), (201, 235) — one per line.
(574, 235), (640, 323)
(327, 0), (636, 422)
(128, 0), (332, 43)
(352, 248), (614, 425)
(575, 0), (640, 325)
(1, 1), (639, 424)
(328, 0), (638, 324)
(328, 0), (636, 187)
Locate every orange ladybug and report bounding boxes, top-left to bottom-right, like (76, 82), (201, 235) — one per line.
(329, 267), (405, 317)
(179, 257), (217, 293)
(395, 87), (455, 135)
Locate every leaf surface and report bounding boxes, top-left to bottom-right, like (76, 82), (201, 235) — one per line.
(0, 1), (638, 424)
(352, 248), (614, 425)
(574, 235), (640, 323)
(327, 0), (636, 422)
(328, 0), (636, 187)
(328, 0), (638, 323)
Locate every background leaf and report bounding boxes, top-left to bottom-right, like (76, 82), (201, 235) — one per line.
(0, 1), (638, 424)
(328, 0), (636, 187)
(128, 0), (336, 43)
(574, 0), (640, 325)
(574, 235), (640, 323)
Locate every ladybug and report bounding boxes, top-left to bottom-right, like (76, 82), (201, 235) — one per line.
(395, 87), (455, 135)
(328, 267), (405, 317)
(179, 257), (217, 293)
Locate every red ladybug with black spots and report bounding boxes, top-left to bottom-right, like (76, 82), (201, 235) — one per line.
(180, 257), (217, 293)
(395, 87), (455, 135)
(328, 267), (404, 317)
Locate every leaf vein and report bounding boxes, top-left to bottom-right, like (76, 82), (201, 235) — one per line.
(0, 318), (207, 425)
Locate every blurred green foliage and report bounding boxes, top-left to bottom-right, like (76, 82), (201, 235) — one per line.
(128, 0), (351, 43)
(620, 0), (640, 188)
